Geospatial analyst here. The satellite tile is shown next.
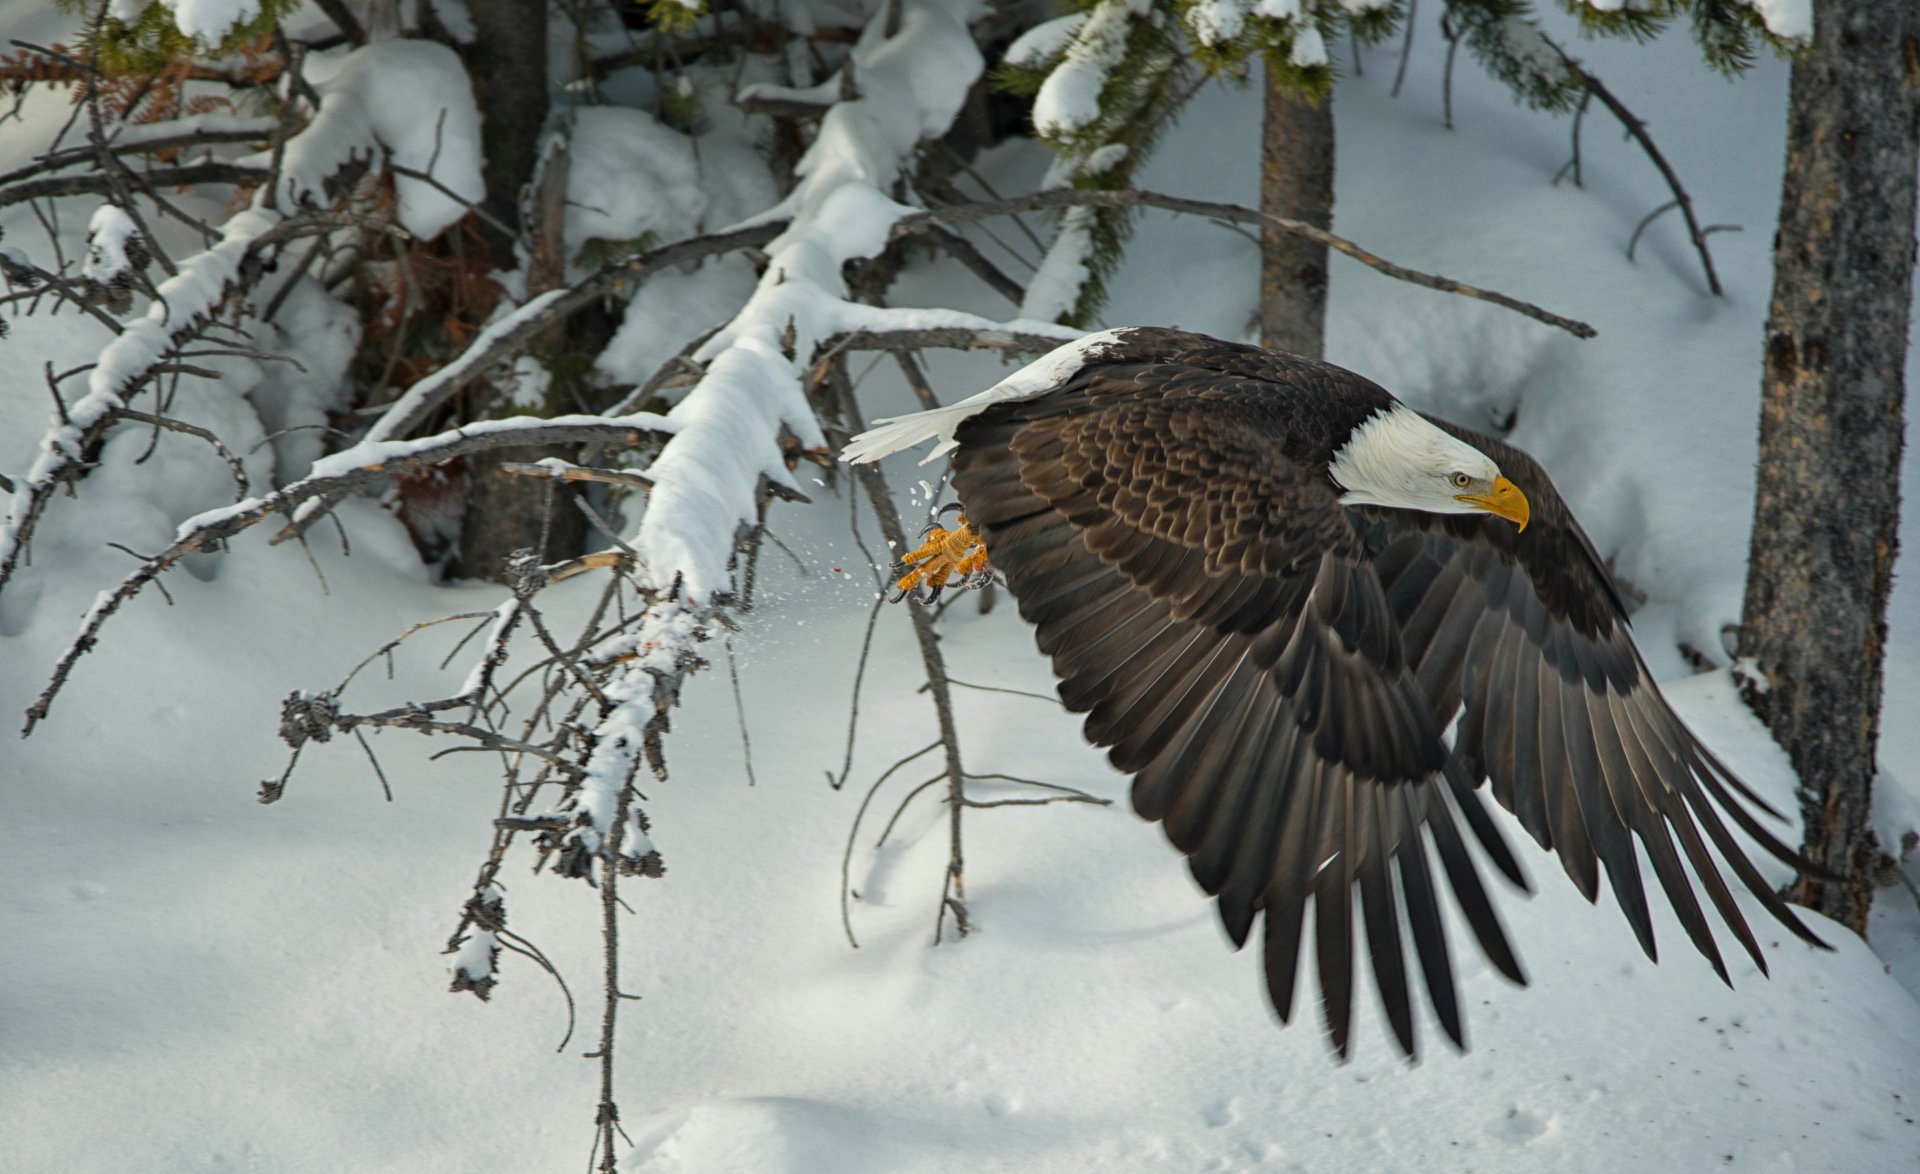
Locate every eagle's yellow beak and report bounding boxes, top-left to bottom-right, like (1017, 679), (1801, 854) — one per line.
(1458, 475), (1530, 532)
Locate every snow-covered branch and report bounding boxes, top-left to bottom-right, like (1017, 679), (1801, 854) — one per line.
(22, 413), (672, 735)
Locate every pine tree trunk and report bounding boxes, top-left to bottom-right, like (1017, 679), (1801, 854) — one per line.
(1737, 1), (1919, 935)
(446, 0), (588, 581)
(1259, 73), (1334, 360)
(459, 0), (547, 269)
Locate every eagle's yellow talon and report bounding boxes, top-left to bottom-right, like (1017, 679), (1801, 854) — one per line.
(889, 511), (990, 600)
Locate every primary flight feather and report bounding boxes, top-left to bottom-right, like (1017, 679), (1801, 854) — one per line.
(843, 326), (1825, 1059)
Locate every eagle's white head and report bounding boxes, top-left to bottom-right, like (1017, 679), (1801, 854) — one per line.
(1328, 405), (1530, 530)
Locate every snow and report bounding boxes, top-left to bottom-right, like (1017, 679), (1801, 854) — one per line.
(267, 39), (484, 239)
(81, 204), (139, 285)
(1005, 12), (1088, 68)
(1031, 1), (1136, 138)
(1187, 0), (1254, 47)
(144, 0), (260, 41)
(1291, 25), (1330, 68)
(3, 2), (1919, 1173)
(563, 107), (776, 266)
(1745, 0), (1812, 42)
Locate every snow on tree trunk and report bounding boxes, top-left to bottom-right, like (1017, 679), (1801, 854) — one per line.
(1737, 0), (1919, 935)
(1259, 69), (1333, 360)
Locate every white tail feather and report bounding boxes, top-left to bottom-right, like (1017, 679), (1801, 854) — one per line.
(838, 328), (1130, 465)
(839, 400), (982, 466)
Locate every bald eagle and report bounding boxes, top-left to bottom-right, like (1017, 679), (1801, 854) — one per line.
(843, 327), (1826, 1059)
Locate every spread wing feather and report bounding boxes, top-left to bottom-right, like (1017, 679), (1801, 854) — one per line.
(943, 334), (1824, 1059)
(954, 386), (1521, 1059)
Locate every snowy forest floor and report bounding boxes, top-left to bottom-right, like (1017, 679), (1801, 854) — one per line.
(4, 9), (1919, 1174)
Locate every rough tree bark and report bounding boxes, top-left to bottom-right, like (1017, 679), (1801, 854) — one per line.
(1737, 0), (1919, 934)
(1258, 70), (1334, 359)
(447, 0), (588, 581)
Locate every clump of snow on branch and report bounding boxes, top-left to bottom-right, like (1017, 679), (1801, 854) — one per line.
(1186, 1), (1255, 46)
(119, 0), (261, 41)
(563, 110), (705, 256)
(1742, 0), (1811, 41)
(262, 40), (483, 238)
(1004, 12), (1088, 68)
(564, 602), (705, 863)
(81, 205), (141, 286)
(1498, 16), (1573, 90)
(1021, 208), (1096, 323)
(447, 886), (504, 999)
(1031, 1), (1134, 137)
(1575, 0), (1810, 44)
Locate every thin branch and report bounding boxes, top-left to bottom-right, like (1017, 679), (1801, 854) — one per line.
(1627, 199), (1679, 263)
(925, 225), (1025, 305)
(0, 161), (269, 213)
(503, 461), (655, 493)
(829, 589), (887, 791)
(892, 189), (1598, 339)
(0, 121), (280, 189)
(1574, 65), (1728, 293)
(874, 776), (943, 850)
(839, 746), (940, 949)
(827, 354), (972, 943)
(1392, 0), (1418, 99)
(114, 409), (250, 500)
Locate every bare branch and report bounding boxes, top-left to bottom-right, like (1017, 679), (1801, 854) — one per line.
(1572, 65), (1726, 295)
(0, 161), (269, 213)
(825, 353), (972, 943)
(114, 409), (250, 500)
(0, 120), (280, 190)
(890, 189), (1599, 339)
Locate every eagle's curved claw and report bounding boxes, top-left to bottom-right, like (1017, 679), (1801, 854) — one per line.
(889, 509), (991, 603)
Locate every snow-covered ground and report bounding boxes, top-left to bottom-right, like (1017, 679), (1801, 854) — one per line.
(3, 7), (1918, 1173)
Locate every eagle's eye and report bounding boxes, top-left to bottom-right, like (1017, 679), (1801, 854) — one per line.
(1448, 471), (1473, 490)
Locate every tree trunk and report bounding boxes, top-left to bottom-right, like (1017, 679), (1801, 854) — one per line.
(1737, 1), (1919, 935)
(1259, 72), (1334, 359)
(445, 1), (590, 581)
(458, 0), (547, 269)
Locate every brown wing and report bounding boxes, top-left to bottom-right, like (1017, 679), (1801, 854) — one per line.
(951, 374), (1530, 1060)
(1375, 422), (1828, 980)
